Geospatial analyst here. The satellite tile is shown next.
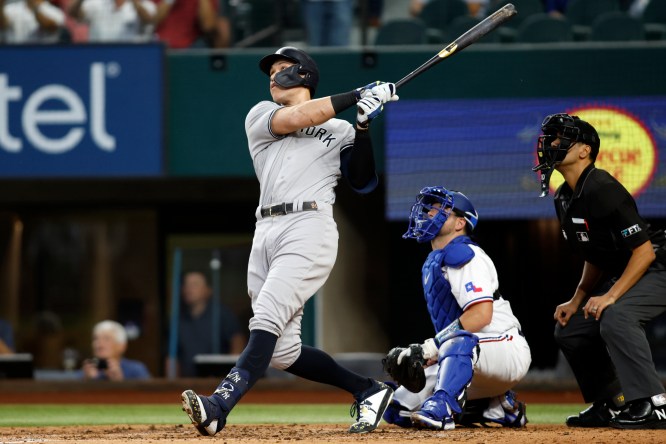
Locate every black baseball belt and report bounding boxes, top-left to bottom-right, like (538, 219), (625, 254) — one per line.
(260, 201), (318, 217)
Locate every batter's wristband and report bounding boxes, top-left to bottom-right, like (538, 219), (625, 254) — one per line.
(330, 91), (358, 114)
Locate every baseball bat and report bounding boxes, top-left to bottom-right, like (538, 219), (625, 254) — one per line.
(395, 3), (518, 89)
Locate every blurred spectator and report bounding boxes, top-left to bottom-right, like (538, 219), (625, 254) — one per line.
(627, 0), (650, 18)
(66, 0), (156, 42)
(153, 0), (217, 48)
(23, 311), (66, 369)
(211, 13), (230, 47)
(410, 0), (489, 19)
(544, 0), (567, 18)
(166, 270), (246, 377)
(0, 0), (66, 43)
(302, 0), (354, 46)
(81, 320), (150, 381)
(367, 0), (383, 27)
(0, 318), (14, 354)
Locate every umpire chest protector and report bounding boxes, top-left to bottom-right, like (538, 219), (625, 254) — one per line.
(422, 236), (477, 333)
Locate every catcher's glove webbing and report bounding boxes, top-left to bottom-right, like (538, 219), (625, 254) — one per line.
(382, 344), (426, 393)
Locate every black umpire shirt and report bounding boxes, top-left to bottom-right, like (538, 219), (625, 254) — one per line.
(554, 164), (664, 278)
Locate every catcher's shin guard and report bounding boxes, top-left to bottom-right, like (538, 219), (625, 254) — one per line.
(411, 332), (478, 430)
(434, 331), (478, 413)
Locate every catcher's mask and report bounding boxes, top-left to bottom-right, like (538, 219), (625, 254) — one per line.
(403, 186), (479, 243)
(259, 47), (319, 98)
(532, 113), (600, 197)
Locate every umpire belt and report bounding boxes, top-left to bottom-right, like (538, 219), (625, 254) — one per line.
(260, 201), (318, 217)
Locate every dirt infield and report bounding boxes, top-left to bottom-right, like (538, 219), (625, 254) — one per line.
(0, 423), (662, 443)
(0, 381), (661, 443)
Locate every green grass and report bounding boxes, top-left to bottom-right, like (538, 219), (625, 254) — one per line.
(0, 403), (585, 427)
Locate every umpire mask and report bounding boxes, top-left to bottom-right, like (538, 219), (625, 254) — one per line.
(532, 113), (599, 197)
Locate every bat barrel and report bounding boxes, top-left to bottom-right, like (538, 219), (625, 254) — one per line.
(394, 3), (517, 90)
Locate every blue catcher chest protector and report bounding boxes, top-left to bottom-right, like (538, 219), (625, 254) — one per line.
(419, 236), (479, 422)
(422, 236), (477, 332)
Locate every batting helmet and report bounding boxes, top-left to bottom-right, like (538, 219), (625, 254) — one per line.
(259, 47), (319, 97)
(403, 186), (479, 243)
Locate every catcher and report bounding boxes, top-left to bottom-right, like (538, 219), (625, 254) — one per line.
(382, 186), (532, 430)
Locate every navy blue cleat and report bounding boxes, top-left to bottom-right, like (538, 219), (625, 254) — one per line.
(181, 389), (228, 436)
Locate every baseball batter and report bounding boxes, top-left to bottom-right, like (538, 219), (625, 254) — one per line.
(382, 186), (532, 430)
(181, 47), (397, 436)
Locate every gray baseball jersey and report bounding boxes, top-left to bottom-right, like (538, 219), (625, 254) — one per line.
(246, 100), (356, 208)
(243, 100), (356, 369)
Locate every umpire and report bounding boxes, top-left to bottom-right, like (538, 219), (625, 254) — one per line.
(533, 113), (666, 429)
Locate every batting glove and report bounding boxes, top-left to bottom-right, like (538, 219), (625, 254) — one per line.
(354, 81), (381, 101)
(354, 81), (399, 102)
(369, 82), (399, 104)
(356, 94), (383, 130)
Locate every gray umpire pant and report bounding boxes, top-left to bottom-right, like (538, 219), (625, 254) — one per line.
(554, 264), (666, 404)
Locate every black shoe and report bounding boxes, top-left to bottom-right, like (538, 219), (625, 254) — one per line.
(566, 400), (619, 427)
(609, 397), (666, 430)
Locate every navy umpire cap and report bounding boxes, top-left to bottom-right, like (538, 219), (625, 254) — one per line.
(259, 47), (319, 97)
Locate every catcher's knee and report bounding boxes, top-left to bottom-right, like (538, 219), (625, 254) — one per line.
(383, 400), (413, 428)
(437, 331), (478, 361)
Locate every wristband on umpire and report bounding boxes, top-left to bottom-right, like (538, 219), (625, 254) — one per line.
(330, 91), (358, 115)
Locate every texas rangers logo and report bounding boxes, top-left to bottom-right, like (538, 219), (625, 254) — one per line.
(465, 282), (483, 293)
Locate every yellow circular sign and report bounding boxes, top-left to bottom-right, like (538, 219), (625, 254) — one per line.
(548, 107), (657, 197)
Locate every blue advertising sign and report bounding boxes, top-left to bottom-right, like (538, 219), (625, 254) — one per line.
(0, 44), (164, 177)
(386, 97), (666, 220)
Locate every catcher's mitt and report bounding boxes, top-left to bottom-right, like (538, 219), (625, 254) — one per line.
(381, 344), (426, 393)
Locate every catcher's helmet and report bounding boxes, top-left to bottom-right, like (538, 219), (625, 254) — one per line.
(532, 113), (600, 196)
(403, 186), (479, 243)
(259, 47), (319, 97)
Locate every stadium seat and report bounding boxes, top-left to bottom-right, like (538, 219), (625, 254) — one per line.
(641, 0), (666, 40)
(418, 0), (470, 43)
(374, 19), (428, 46)
(565, 0), (620, 41)
(491, 0), (544, 42)
(590, 11), (645, 42)
(515, 13), (574, 43)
